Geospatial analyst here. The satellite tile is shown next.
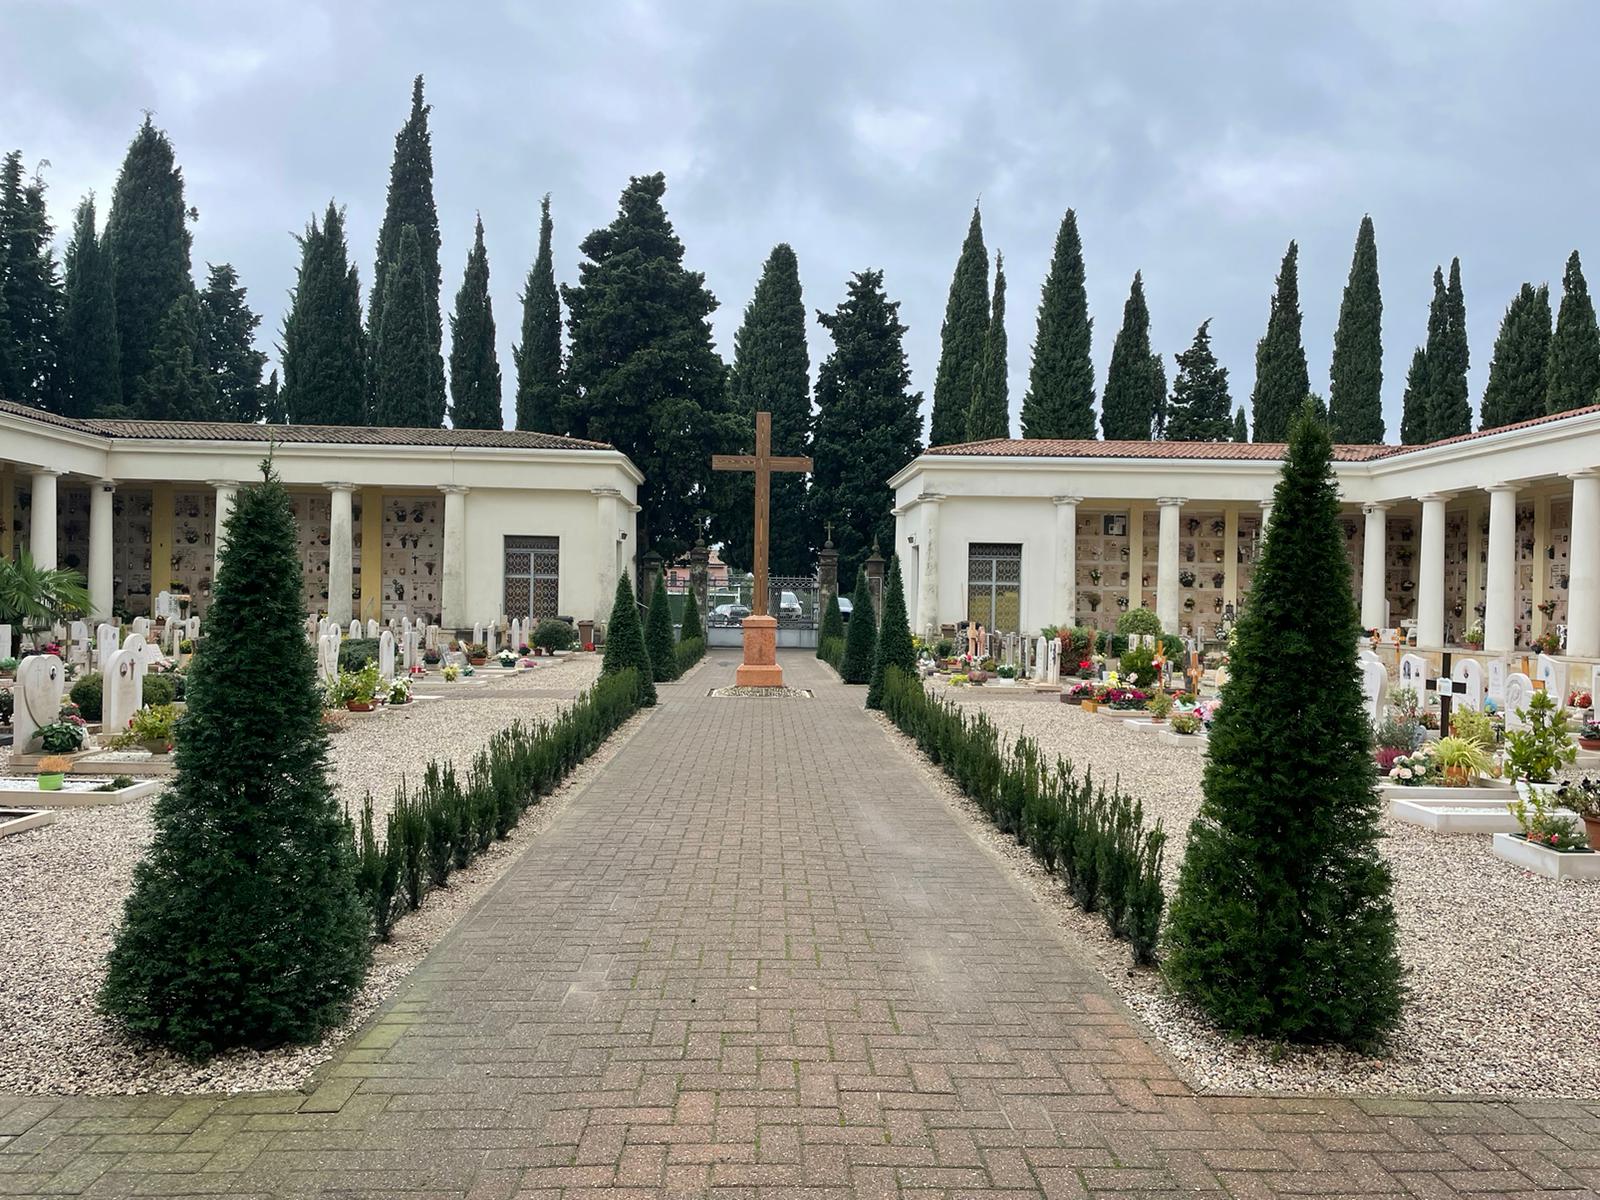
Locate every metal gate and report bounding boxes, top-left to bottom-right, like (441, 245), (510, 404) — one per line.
(705, 573), (822, 648)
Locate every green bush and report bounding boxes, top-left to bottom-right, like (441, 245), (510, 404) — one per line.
(1116, 607), (1163, 638)
(644, 571), (678, 682)
(600, 571), (656, 707)
(839, 568), (876, 685)
(867, 555), (915, 710)
(679, 589), (704, 643)
(819, 636), (845, 672)
(817, 592), (844, 659)
(675, 637), (704, 676)
(339, 638), (380, 672)
(141, 673), (177, 707)
(879, 665), (1165, 965)
(70, 672), (104, 721)
(532, 618), (576, 652)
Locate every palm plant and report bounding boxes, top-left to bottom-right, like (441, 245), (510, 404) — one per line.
(0, 550), (92, 642)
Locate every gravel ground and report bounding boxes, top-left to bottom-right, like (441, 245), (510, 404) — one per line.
(907, 686), (1600, 1100)
(0, 653), (644, 1097)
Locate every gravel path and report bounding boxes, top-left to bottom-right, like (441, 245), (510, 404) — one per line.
(921, 686), (1600, 1100)
(0, 653), (641, 1097)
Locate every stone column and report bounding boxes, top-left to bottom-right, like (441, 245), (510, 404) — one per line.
(1360, 502), (1390, 631)
(689, 537), (711, 628)
(864, 543), (885, 625)
(208, 480), (238, 560)
(816, 535), (837, 609)
(1126, 503), (1145, 611)
(1222, 507), (1240, 611)
(1053, 495), (1082, 628)
(326, 483), (356, 625)
(1417, 493), (1450, 648)
(1484, 483), (1518, 653)
(1567, 471), (1600, 658)
(29, 468), (60, 570)
(917, 495), (942, 636)
(1155, 497), (1184, 633)
(591, 487), (621, 621)
(440, 484), (469, 630)
(88, 480), (116, 621)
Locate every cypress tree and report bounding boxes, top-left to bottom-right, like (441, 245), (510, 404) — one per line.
(197, 263), (266, 423)
(1149, 352), (1169, 439)
(810, 269), (924, 582)
(281, 203), (365, 426)
(135, 291), (215, 420)
(371, 225), (445, 428)
(966, 252), (1009, 440)
(1249, 242), (1310, 441)
(1426, 258), (1471, 438)
(447, 216), (503, 430)
(816, 590), (843, 659)
(513, 194), (562, 432)
(1164, 401), (1402, 1048)
(1164, 321), (1233, 441)
(262, 369), (283, 424)
(100, 463), (370, 1058)
(1022, 208), (1095, 439)
(839, 567), (877, 684)
(1328, 216), (1384, 443)
(1481, 283), (1551, 429)
(563, 173), (733, 561)
(369, 76), (443, 420)
(104, 117), (192, 413)
(1232, 408), (1249, 442)
(1101, 272), (1158, 439)
(723, 244), (812, 576)
(866, 555), (914, 709)
(679, 587), (703, 642)
(61, 195), (120, 418)
(1545, 251), (1600, 414)
(1399, 346), (1429, 445)
(644, 570), (677, 682)
(600, 570), (656, 707)
(0, 152), (63, 411)
(929, 204), (989, 446)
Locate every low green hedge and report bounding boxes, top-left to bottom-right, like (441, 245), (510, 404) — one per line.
(339, 638), (380, 672)
(819, 636), (845, 673)
(70, 672), (104, 721)
(674, 637), (704, 676)
(880, 666), (1166, 964)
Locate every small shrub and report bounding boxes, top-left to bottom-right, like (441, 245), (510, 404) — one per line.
(819, 637), (845, 672)
(70, 672), (104, 721)
(338, 638), (380, 673)
(141, 673), (177, 707)
(675, 637), (704, 676)
(1116, 608), (1162, 638)
(532, 618), (576, 652)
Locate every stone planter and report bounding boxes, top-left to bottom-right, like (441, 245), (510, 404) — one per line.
(1585, 813), (1600, 851)
(139, 739), (172, 755)
(1081, 700), (1099, 713)
(468, 656), (487, 667)
(346, 700), (377, 713)
(1388, 795), (1566, 834)
(1491, 832), (1600, 879)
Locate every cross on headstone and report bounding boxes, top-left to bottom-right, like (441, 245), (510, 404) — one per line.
(1424, 650), (1470, 735)
(711, 411), (812, 617)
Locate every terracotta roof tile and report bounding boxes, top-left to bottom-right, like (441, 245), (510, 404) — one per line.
(925, 437), (1400, 462)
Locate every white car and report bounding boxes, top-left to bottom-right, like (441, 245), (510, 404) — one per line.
(778, 591), (803, 619)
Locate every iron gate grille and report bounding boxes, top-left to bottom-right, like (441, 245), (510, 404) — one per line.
(504, 535), (560, 623)
(968, 542), (1022, 632)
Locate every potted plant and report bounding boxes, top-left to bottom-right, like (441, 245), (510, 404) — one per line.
(1145, 690), (1174, 723)
(33, 720), (86, 755)
(1580, 720), (1600, 752)
(1506, 785), (1592, 853)
(497, 648), (518, 669)
(1505, 689), (1577, 804)
(1389, 744), (1438, 785)
(129, 703), (179, 753)
(1170, 712), (1201, 735)
(995, 663), (1017, 684)
(423, 648), (442, 667)
(1462, 620), (1484, 650)
(968, 669), (987, 685)
(1555, 778), (1600, 849)
(1434, 735), (1492, 787)
(36, 754), (72, 790)
(340, 664), (381, 712)
(466, 642), (488, 666)
(442, 664), (460, 682)
(387, 677), (413, 706)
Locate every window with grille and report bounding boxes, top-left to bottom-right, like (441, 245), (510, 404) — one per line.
(967, 542), (1022, 632)
(504, 536), (560, 622)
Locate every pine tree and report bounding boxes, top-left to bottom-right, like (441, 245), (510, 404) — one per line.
(678, 587), (703, 642)
(839, 568), (877, 684)
(60, 195), (120, 418)
(197, 263), (266, 422)
(1149, 352), (1168, 439)
(371, 225), (445, 428)
(1164, 400), (1402, 1048)
(1249, 242), (1310, 441)
(262, 369), (283, 424)
(1481, 283), (1551, 429)
(1545, 251), (1600, 414)
(104, 117), (192, 413)
(810, 270), (924, 582)
(100, 462), (370, 1058)
(929, 204), (989, 446)
(1425, 258), (1471, 438)
(447, 216), (503, 429)
(1164, 321), (1233, 441)
(1399, 346), (1429, 445)
(0, 152), (63, 411)
(513, 194), (562, 432)
(563, 173), (733, 562)
(600, 570), (656, 707)
(1022, 208), (1094, 438)
(1101, 272), (1159, 439)
(1232, 408), (1249, 442)
(722, 244), (812, 576)
(369, 76), (443, 420)
(817, 590), (844, 659)
(1328, 216), (1384, 443)
(281, 203), (365, 426)
(866, 555), (914, 709)
(967, 252), (1009, 440)
(135, 291), (215, 420)
(644, 570), (677, 682)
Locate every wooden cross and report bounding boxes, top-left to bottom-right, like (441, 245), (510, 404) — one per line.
(712, 411), (811, 617)
(1424, 651), (1470, 735)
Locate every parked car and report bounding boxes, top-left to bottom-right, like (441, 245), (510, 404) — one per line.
(838, 597), (854, 623)
(778, 591), (803, 619)
(712, 603), (751, 626)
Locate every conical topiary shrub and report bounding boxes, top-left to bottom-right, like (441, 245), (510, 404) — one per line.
(644, 570), (677, 682)
(100, 463), (370, 1058)
(1163, 401), (1403, 1048)
(839, 567), (877, 684)
(816, 590), (843, 659)
(867, 555), (915, 709)
(602, 570), (656, 707)
(679, 587), (703, 643)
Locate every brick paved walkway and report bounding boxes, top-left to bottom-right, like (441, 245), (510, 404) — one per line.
(2, 651), (1597, 1197)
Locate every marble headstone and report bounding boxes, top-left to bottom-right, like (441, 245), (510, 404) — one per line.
(378, 630), (396, 683)
(131, 616), (149, 641)
(103, 648), (143, 736)
(1486, 658), (1507, 708)
(122, 634), (150, 685)
(1398, 653), (1428, 694)
(472, 622), (485, 649)
(486, 624), (498, 656)
(367, 618), (379, 639)
(318, 632), (340, 683)
(1504, 672), (1535, 731)
(349, 619), (362, 640)
(1361, 658), (1390, 725)
(402, 630), (419, 671)
(425, 625), (439, 651)
(1536, 653), (1567, 704)
(14, 653), (65, 750)
(511, 619), (523, 652)
(0, 623), (11, 662)
(96, 623), (119, 674)
(1450, 657), (1483, 711)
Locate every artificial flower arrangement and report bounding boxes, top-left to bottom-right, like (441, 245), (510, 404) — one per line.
(1103, 687), (1151, 711)
(388, 677), (413, 706)
(947, 673), (969, 687)
(442, 664), (460, 682)
(1388, 743), (1439, 786)
(1170, 712), (1202, 735)
(497, 648), (518, 668)
(1507, 786), (1591, 852)
(1567, 688), (1593, 711)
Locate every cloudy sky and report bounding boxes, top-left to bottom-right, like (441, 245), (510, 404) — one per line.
(3, 1), (1593, 442)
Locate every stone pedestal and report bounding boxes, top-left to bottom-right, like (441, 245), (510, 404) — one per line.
(735, 615), (783, 687)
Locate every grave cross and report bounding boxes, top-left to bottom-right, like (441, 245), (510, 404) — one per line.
(1424, 651), (1470, 735)
(711, 411), (811, 617)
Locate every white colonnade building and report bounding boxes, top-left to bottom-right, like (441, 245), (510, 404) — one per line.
(1, 400), (640, 631)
